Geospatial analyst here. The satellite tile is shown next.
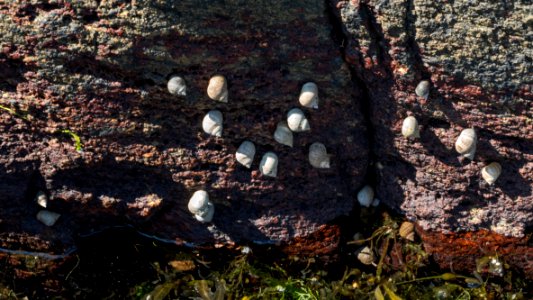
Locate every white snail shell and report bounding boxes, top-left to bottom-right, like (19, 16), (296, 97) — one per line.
(399, 221), (415, 241)
(356, 246), (375, 265)
(236, 141), (256, 168)
(401, 116), (420, 138)
(36, 191), (47, 208)
(371, 198), (380, 207)
(188, 190), (215, 223)
(36, 210), (61, 227)
(455, 128), (477, 159)
(207, 75), (228, 102)
(287, 108), (310, 132)
(202, 110), (223, 137)
(415, 80), (430, 99)
(274, 122), (294, 147)
(357, 185), (374, 208)
(167, 76), (187, 96)
(481, 162), (502, 185)
(259, 152), (278, 178)
(308, 142), (330, 168)
(299, 82), (319, 109)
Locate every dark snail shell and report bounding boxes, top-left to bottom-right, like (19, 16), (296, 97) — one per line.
(36, 210), (61, 227)
(357, 185), (374, 208)
(415, 80), (430, 99)
(308, 142), (330, 168)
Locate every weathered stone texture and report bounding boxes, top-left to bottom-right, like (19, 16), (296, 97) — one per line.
(0, 0), (367, 253)
(331, 0), (532, 278)
(332, 0), (531, 237)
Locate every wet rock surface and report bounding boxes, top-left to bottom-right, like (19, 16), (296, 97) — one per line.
(0, 0), (367, 253)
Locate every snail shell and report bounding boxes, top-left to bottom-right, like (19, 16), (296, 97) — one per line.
(287, 108), (310, 132)
(274, 121), (294, 147)
(207, 75), (228, 102)
(371, 198), (380, 207)
(357, 185), (374, 208)
(235, 141), (256, 168)
(188, 190), (215, 223)
(36, 210), (60, 227)
(308, 142), (330, 168)
(356, 246), (375, 265)
(35, 191), (47, 208)
(481, 162), (502, 185)
(202, 110), (223, 137)
(455, 128), (477, 159)
(415, 80), (430, 99)
(299, 82), (319, 109)
(401, 116), (420, 138)
(399, 221), (415, 241)
(259, 152), (278, 178)
(167, 76), (187, 96)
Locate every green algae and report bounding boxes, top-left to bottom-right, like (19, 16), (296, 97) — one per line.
(0, 214), (529, 299)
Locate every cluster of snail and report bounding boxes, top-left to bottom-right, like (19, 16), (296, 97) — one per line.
(401, 80), (502, 185)
(34, 191), (61, 227)
(168, 75), (332, 223)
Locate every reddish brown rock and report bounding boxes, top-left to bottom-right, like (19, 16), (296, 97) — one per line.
(330, 0), (531, 277)
(0, 1), (367, 254)
(418, 228), (533, 280)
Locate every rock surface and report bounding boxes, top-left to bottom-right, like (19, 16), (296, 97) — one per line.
(331, 0), (531, 236)
(0, 0), (531, 279)
(330, 0), (532, 278)
(0, 0), (367, 254)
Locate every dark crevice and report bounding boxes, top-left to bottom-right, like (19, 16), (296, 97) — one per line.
(325, 2), (382, 189)
(404, 0), (430, 79)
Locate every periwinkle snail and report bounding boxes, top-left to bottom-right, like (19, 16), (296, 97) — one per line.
(167, 76), (187, 96)
(455, 128), (477, 159)
(235, 141), (256, 168)
(36, 210), (61, 227)
(259, 152), (278, 178)
(399, 221), (415, 241)
(481, 162), (502, 185)
(357, 185), (374, 208)
(308, 142), (330, 168)
(35, 191), (47, 208)
(274, 121), (294, 147)
(401, 116), (420, 139)
(287, 108), (310, 132)
(299, 82), (319, 109)
(356, 246), (375, 265)
(202, 110), (223, 137)
(415, 80), (430, 99)
(187, 190), (215, 223)
(207, 75), (228, 102)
